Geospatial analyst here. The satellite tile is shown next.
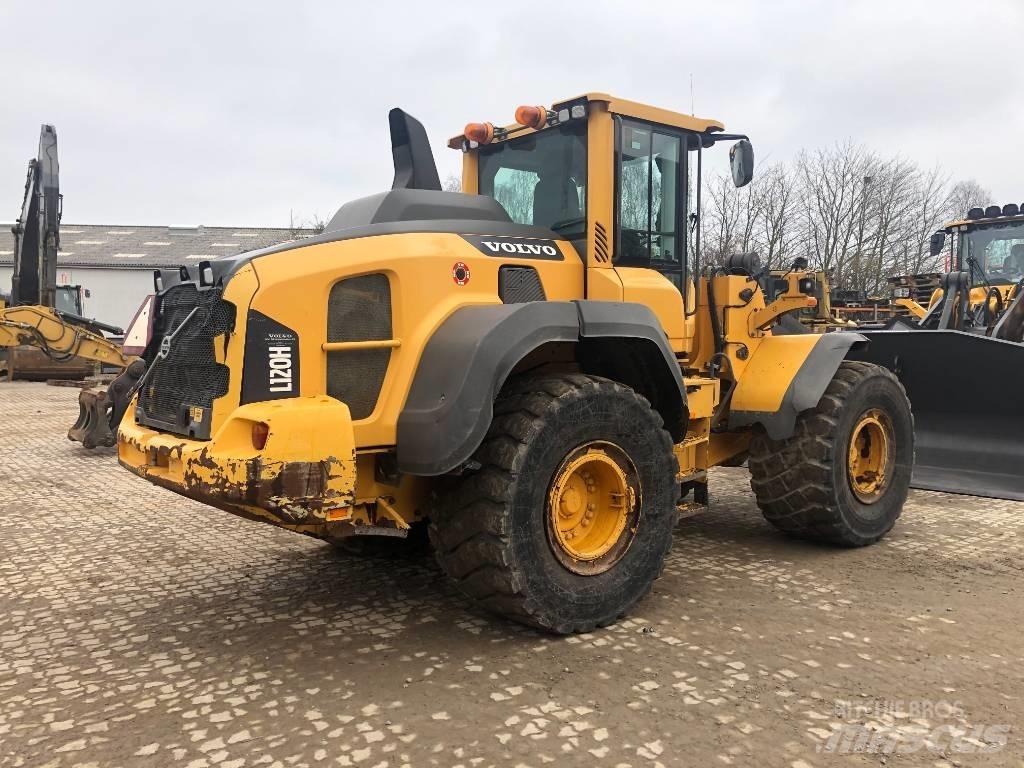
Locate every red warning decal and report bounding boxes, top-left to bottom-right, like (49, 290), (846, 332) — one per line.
(452, 261), (471, 286)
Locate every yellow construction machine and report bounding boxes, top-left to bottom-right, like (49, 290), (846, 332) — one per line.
(2, 124), (139, 447)
(854, 205), (1024, 501)
(764, 268), (857, 332)
(112, 95), (914, 632)
(887, 272), (942, 320)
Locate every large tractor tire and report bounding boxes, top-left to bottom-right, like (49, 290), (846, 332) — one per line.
(430, 374), (679, 634)
(748, 361), (913, 547)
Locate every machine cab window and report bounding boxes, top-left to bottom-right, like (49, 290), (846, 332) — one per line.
(615, 120), (685, 284)
(960, 222), (1024, 285)
(477, 121), (587, 240)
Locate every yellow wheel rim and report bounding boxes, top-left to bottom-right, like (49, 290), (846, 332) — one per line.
(847, 408), (894, 504)
(546, 441), (641, 575)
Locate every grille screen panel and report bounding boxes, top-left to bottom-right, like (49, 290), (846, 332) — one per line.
(327, 274), (392, 420)
(499, 266), (546, 303)
(137, 283), (233, 437)
(594, 221), (611, 262)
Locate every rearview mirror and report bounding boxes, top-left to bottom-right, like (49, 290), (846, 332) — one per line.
(929, 231), (946, 257)
(729, 139), (754, 188)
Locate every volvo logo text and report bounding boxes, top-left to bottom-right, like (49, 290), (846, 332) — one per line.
(480, 240), (559, 257)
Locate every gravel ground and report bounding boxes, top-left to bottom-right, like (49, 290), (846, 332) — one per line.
(1, 381), (1022, 768)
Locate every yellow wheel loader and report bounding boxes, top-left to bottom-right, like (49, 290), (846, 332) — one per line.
(853, 205), (1024, 501)
(113, 95), (913, 632)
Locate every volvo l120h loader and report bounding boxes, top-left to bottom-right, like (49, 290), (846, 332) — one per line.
(112, 94), (913, 632)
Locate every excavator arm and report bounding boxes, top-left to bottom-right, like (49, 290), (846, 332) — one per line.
(1, 304), (134, 368)
(0, 302), (142, 449)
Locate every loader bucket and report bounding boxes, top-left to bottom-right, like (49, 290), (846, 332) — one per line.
(68, 387), (116, 449)
(850, 330), (1024, 501)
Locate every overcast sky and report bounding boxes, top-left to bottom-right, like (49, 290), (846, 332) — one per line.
(2, 0), (1021, 228)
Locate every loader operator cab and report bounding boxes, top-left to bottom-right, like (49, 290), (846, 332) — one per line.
(920, 207), (1024, 337)
(459, 94), (755, 306)
(946, 211), (1024, 286)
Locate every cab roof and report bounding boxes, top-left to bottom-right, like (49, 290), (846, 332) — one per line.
(944, 213), (1024, 230)
(448, 92), (725, 149)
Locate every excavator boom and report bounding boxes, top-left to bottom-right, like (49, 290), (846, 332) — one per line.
(11, 125), (60, 309)
(3, 124), (136, 449)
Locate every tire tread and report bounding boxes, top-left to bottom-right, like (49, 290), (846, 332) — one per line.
(430, 373), (676, 633)
(748, 361), (911, 547)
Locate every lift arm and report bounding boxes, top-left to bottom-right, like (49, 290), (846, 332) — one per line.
(748, 271), (819, 333)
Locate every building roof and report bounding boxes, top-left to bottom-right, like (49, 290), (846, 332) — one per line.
(0, 223), (314, 269)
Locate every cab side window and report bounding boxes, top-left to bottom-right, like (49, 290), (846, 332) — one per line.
(616, 121), (683, 276)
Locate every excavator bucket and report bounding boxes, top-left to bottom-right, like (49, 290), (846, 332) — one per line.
(67, 359), (145, 449)
(68, 387), (116, 449)
(850, 329), (1024, 501)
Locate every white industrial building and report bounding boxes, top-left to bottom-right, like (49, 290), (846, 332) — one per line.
(0, 224), (311, 330)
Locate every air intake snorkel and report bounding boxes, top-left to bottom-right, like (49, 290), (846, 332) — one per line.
(389, 108), (442, 192)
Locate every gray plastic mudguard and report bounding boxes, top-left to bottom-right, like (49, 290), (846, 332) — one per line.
(396, 301), (684, 476)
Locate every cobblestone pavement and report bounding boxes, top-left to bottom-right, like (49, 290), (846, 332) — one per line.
(2, 381), (1023, 768)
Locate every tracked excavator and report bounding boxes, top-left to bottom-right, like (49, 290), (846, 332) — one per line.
(1, 125), (140, 446)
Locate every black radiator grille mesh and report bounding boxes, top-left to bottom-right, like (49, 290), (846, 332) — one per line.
(499, 266), (546, 303)
(327, 274), (392, 420)
(136, 283), (234, 437)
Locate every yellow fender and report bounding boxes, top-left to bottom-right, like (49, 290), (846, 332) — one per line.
(729, 332), (864, 439)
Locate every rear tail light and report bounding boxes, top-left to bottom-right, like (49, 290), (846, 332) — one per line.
(252, 422), (270, 450)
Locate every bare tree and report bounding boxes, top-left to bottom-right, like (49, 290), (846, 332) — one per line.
(795, 142), (876, 287)
(901, 165), (952, 276)
(757, 163), (798, 269)
(702, 172), (745, 265)
(946, 179), (992, 220)
(692, 141), (993, 293)
(861, 157), (919, 293)
(442, 174), (462, 193)
(289, 211), (328, 237)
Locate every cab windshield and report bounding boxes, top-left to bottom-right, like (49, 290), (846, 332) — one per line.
(959, 221), (1024, 285)
(55, 286), (81, 315)
(477, 122), (587, 239)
